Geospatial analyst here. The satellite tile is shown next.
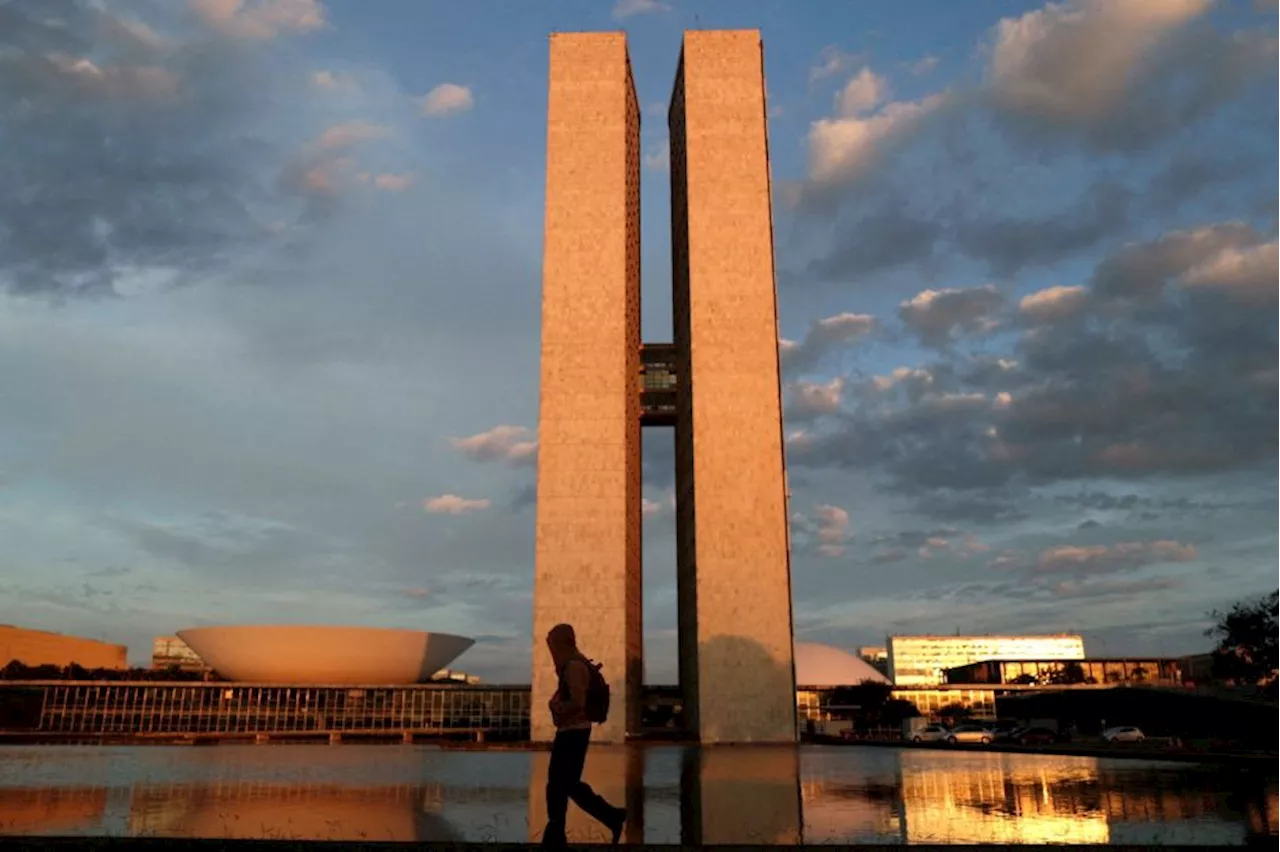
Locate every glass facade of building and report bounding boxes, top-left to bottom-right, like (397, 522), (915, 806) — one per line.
(943, 658), (1183, 687)
(639, 343), (678, 425)
(24, 682), (531, 739)
(888, 635), (1086, 686)
(795, 687), (998, 725)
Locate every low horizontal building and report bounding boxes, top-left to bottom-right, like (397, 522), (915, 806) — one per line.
(888, 634), (1086, 686)
(0, 625), (126, 671)
(944, 658), (1183, 687)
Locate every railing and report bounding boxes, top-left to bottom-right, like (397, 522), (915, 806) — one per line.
(5, 682), (531, 738)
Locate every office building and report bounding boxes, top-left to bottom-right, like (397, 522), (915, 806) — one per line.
(151, 636), (211, 673)
(0, 625), (126, 671)
(888, 634), (1085, 686)
(532, 30), (795, 744)
(944, 657), (1183, 687)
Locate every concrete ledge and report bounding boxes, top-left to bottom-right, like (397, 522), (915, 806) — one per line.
(807, 735), (1279, 767)
(0, 841), (1246, 852)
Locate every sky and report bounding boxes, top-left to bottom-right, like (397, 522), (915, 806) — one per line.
(0, 0), (1276, 683)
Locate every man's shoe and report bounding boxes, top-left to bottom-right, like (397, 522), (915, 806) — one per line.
(608, 807), (627, 845)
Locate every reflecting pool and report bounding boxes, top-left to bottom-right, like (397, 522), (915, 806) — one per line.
(0, 744), (1274, 844)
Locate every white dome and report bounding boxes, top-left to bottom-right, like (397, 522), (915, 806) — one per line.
(794, 642), (891, 686)
(177, 625), (474, 685)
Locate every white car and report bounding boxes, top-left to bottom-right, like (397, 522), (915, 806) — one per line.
(1103, 726), (1146, 743)
(947, 724), (996, 744)
(909, 724), (951, 743)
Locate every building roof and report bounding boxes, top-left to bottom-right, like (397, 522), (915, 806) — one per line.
(176, 625), (474, 685)
(795, 642), (891, 686)
(949, 657), (1178, 668)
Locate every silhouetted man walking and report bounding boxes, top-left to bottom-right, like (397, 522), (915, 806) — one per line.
(542, 623), (626, 847)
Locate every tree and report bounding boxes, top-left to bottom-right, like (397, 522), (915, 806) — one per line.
(1047, 662), (1086, 685)
(825, 681), (918, 729)
(936, 702), (971, 722)
(1207, 591), (1279, 687)
(1010, 673), (1039, 685)
(827, 680), (893, 719)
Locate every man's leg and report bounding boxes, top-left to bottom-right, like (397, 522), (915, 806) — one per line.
(541, 731), (574, 846)
(562, 731), (626, 841)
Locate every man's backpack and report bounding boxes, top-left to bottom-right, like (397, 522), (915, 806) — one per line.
(584, 658), (610, 724)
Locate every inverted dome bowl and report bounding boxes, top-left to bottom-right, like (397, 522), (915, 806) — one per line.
(176, 625), (475, 685)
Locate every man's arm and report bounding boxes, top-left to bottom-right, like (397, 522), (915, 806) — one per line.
(556, 659), (590, 717)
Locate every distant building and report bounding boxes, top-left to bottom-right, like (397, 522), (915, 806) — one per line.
(0, 625), (127, 670)
(944, 657), (1183, 687)
(1178, 652), (1216, 684)
(888, 634), (1086, 686)
(431, 669), (481, 685)
(857, 645), (889, 677)
(795, 643), (891, 686)
(151, 636), (211, 674)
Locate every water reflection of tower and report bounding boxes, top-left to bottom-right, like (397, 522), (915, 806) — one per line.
(126, 781), (460, 842)
(526, 744), (802, 845)
(681, 746), (802, 845)
(0, 787), (108, 835)
(527, 745), (645, 845)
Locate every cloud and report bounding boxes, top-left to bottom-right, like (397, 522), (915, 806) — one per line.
(1019, 285), (1089, 324)
(368, 172), (417, 192)
(1085, 218), (1264, 301)
(789, 217), (1278, 499)
(311, 70), (357, 92)
(792, 504), (851, 558)
(280, 123), (402, 211)
(805, 205), (943, 281)
(899, 284), (1005, 347)
(985, 0), (1273, 150)
(450, 425), (538, 467)
(612, 0), (670, 20)
(1181, 240), (1278, 305)
(988, 0), (1210, 123)
(419, 83), (473, 117)
(836, 67), (889, 116)
(316, 121), (392, 151)
(422, 494), (491, 515)
(906, 55), (940, 76)
(786, 378), (845, 421)
(643, 140), (670, 172)
(780, 313), (877, 374)
(804, 93), (947, 192)
(1047, 576), (1181, 601)
(1028, 539), (1198, 577)
(0, 0), (338, 296)
(39, 54), (181, 101)
(952, 181), (1132, 276)
(192, 0), (327, 40)
(809, 46), (863, 84)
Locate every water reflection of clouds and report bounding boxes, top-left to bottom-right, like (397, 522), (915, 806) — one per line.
(0, 744), (1272, 844)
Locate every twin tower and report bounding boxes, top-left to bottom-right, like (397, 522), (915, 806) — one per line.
(532, 30), (796, 744)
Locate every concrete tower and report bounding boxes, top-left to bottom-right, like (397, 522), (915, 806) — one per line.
(532, 32), (643, 745)
(533, 29), (795, 745)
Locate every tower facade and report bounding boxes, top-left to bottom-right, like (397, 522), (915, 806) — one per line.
(533, 29), (794, 744)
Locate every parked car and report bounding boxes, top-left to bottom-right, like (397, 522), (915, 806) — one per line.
(1102, 726), (1146, 743)
(986, 719), (1022, 740)
(947, 724), (996, 744)
(1010, 726), (1061, 746)
(908, 724), (951, 743)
